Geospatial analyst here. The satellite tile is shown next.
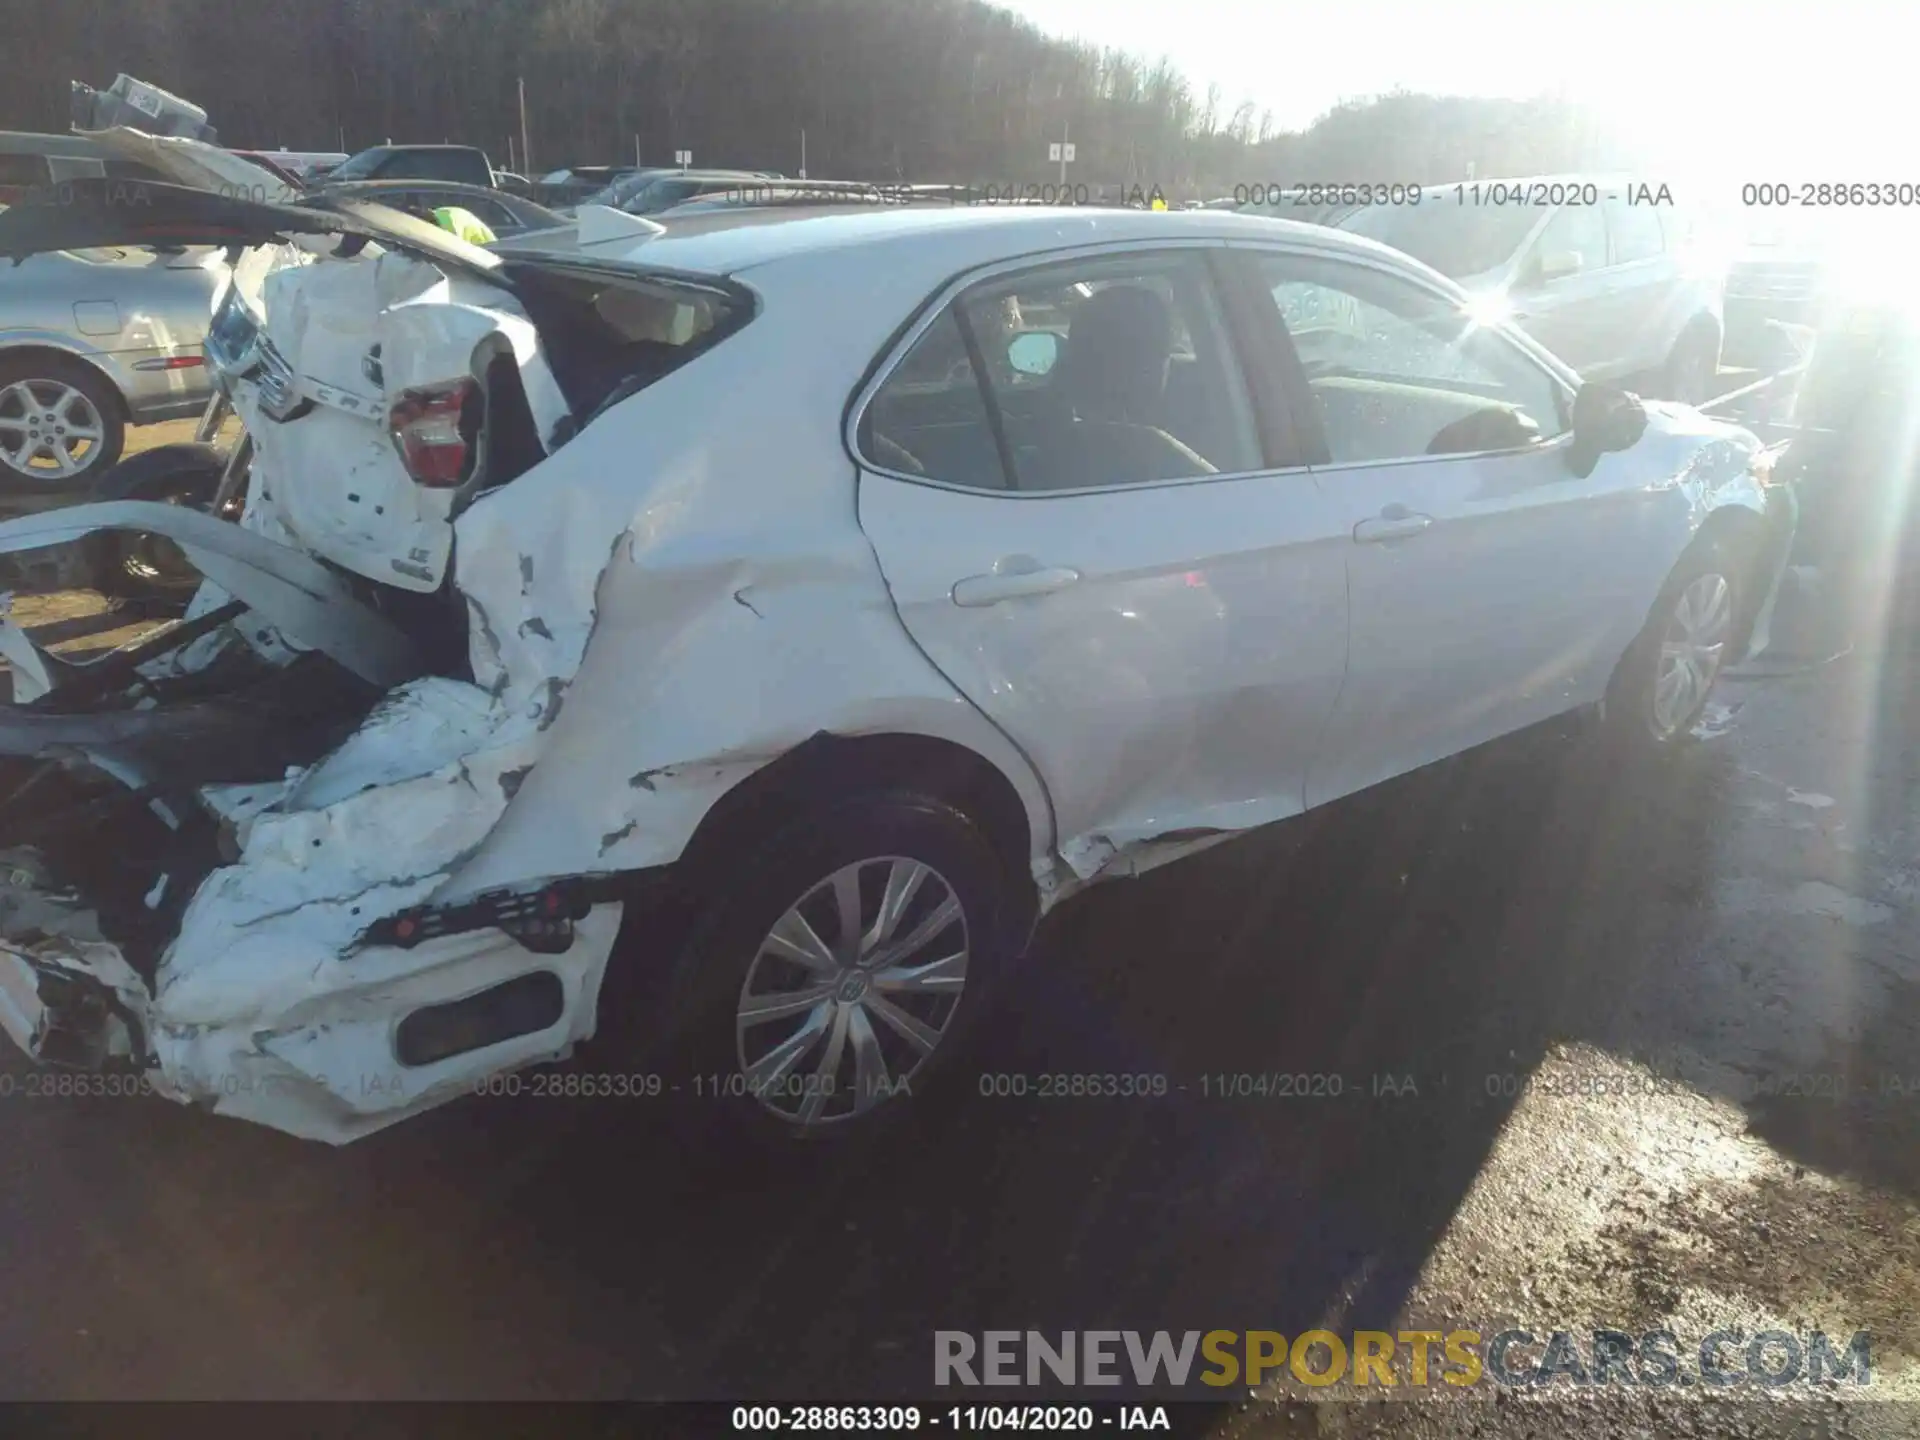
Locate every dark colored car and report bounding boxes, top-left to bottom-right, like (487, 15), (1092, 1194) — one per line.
(588, 168), (774, 215)
(328, 144), (496, 189)
(313, 179), (565, 238)
(535, 165), (655, 207)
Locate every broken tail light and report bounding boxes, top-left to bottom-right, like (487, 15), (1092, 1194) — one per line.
(388, 378), (481, 487)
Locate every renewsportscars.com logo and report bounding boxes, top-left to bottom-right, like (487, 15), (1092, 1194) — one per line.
(934, 1329), (1874, 1391)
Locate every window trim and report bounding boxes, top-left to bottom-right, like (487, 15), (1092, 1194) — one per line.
(846, 238), (1293, 500)
(1600, 195), (1666, 269)
(1230, 238), (1582, 475)
(1529, 201), (1615, 278)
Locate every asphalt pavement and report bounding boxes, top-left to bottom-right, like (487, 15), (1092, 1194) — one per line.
(1, 435), (1917, 1429)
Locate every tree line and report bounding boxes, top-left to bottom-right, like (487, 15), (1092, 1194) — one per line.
(6, 0), (1638, 193)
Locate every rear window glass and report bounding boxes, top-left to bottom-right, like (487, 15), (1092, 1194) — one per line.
(504, 261), (752, 421)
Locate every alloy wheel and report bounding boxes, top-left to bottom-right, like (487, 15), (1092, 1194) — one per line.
(1650, 571), (1732, 739)
(0, 380), (107, 481)
(735, 855), (969, 1129)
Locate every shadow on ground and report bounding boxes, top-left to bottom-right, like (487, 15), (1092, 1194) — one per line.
(13, 689), (1896, 1400)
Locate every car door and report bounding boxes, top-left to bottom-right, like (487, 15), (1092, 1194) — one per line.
(855, 245), (1352, 877)
(1506, 202), (1615, 375)
(1598, 194), (1681, 374)
(1239, 246), (1659, 809)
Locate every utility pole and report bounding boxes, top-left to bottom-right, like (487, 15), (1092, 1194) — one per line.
(635, 134), (642, 167)
(518, 77), (532, 177)
(800, 128), (807, 180)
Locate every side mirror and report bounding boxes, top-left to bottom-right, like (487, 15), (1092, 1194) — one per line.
(1007, 330), (1061, 377)
(1567, 381), (1647, 476)
(1536, 249), (1584, 282)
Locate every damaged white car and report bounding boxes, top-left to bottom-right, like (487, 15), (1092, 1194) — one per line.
(0, 177), (1792, 1145)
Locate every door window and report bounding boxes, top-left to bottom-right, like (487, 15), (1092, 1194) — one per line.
(1528, 204), (1609, 278)
(1257, 253), (1570, 465)
(1604, 197), (1666, 264)
(863, 250), (1261, 492)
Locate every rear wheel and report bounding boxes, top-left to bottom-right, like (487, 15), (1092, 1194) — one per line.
(1604, 544), (1741, 751)
(85, 442), (225, 606)
(642, 791), (1013, 1147)
(0, 357), (124, 492)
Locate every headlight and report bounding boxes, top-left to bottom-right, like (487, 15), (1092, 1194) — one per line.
(203, 278), (304, 421)
(204, 278), (263, 378)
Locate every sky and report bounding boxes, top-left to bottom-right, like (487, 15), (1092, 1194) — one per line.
(996, 0), (1915, 179)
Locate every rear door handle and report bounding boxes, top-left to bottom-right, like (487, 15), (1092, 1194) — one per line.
(1353, 509), (1434, 544)
(951, 566), (1081, 607)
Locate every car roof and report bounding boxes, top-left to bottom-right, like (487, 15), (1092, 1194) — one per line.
(539, 203), (1393, 280)
(323, 178), (502, 196)
(351, 143), (487, 155)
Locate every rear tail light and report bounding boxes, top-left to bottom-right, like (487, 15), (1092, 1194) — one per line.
(388, 378), (481, 487)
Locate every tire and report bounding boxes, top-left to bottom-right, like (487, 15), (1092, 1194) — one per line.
(85, 442), (226, 607)
(0, 354), (125, 492)
(1660, 320), (1722, 406)
(1603, 540), (1743, 753)
(640, 790), (1015, 1149)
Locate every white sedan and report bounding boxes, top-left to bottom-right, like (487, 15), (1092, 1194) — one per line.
(0, 186), (1790, 1145)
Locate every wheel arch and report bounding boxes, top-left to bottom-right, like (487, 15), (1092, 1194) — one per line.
(0, 342), (133, 423)
(670, 729), (1043, 948)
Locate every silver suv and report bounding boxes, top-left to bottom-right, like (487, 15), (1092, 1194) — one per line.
(1338, 177), (1725, 402)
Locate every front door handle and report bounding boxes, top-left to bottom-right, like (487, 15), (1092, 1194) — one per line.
(951, 565), (1081, 607)
(1353, 508), (1434, 544)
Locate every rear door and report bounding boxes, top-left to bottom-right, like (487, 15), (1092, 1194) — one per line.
(1597, 193), (1680, 374)
(855, 244), (1351, 876)
(1508, 202), (1615, 375)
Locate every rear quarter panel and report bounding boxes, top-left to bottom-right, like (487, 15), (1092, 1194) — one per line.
(439, 257), (1055, 900)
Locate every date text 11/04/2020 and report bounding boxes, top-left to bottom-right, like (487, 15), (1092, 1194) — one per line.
(1232, 181), (1675, 208)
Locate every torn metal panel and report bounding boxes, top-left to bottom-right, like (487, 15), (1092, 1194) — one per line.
(0, 501), (421, 687)
(0, 209), (1053, 1145)
(234, 248), (567, 593)
(435, 307), (1057, 898)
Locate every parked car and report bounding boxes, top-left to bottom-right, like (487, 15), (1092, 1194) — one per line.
(537, 165), (654, 208)
(327, 144), (497, 189)
(655, 179), (907, 218)
(0, 133), (288, 488)
(0, 245), (229, 489)
(0, 183), (1789, 1147)
(230, 150), (349, 186)
(315, 179), (567, 239)
(1338, 178), (1726, 402)
(586, 168), (775, 215)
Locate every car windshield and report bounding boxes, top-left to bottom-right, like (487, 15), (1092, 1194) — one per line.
(326, 150), (388, 181)
(1341, 201), (1542, 279)
(593, 173), (664, 208)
